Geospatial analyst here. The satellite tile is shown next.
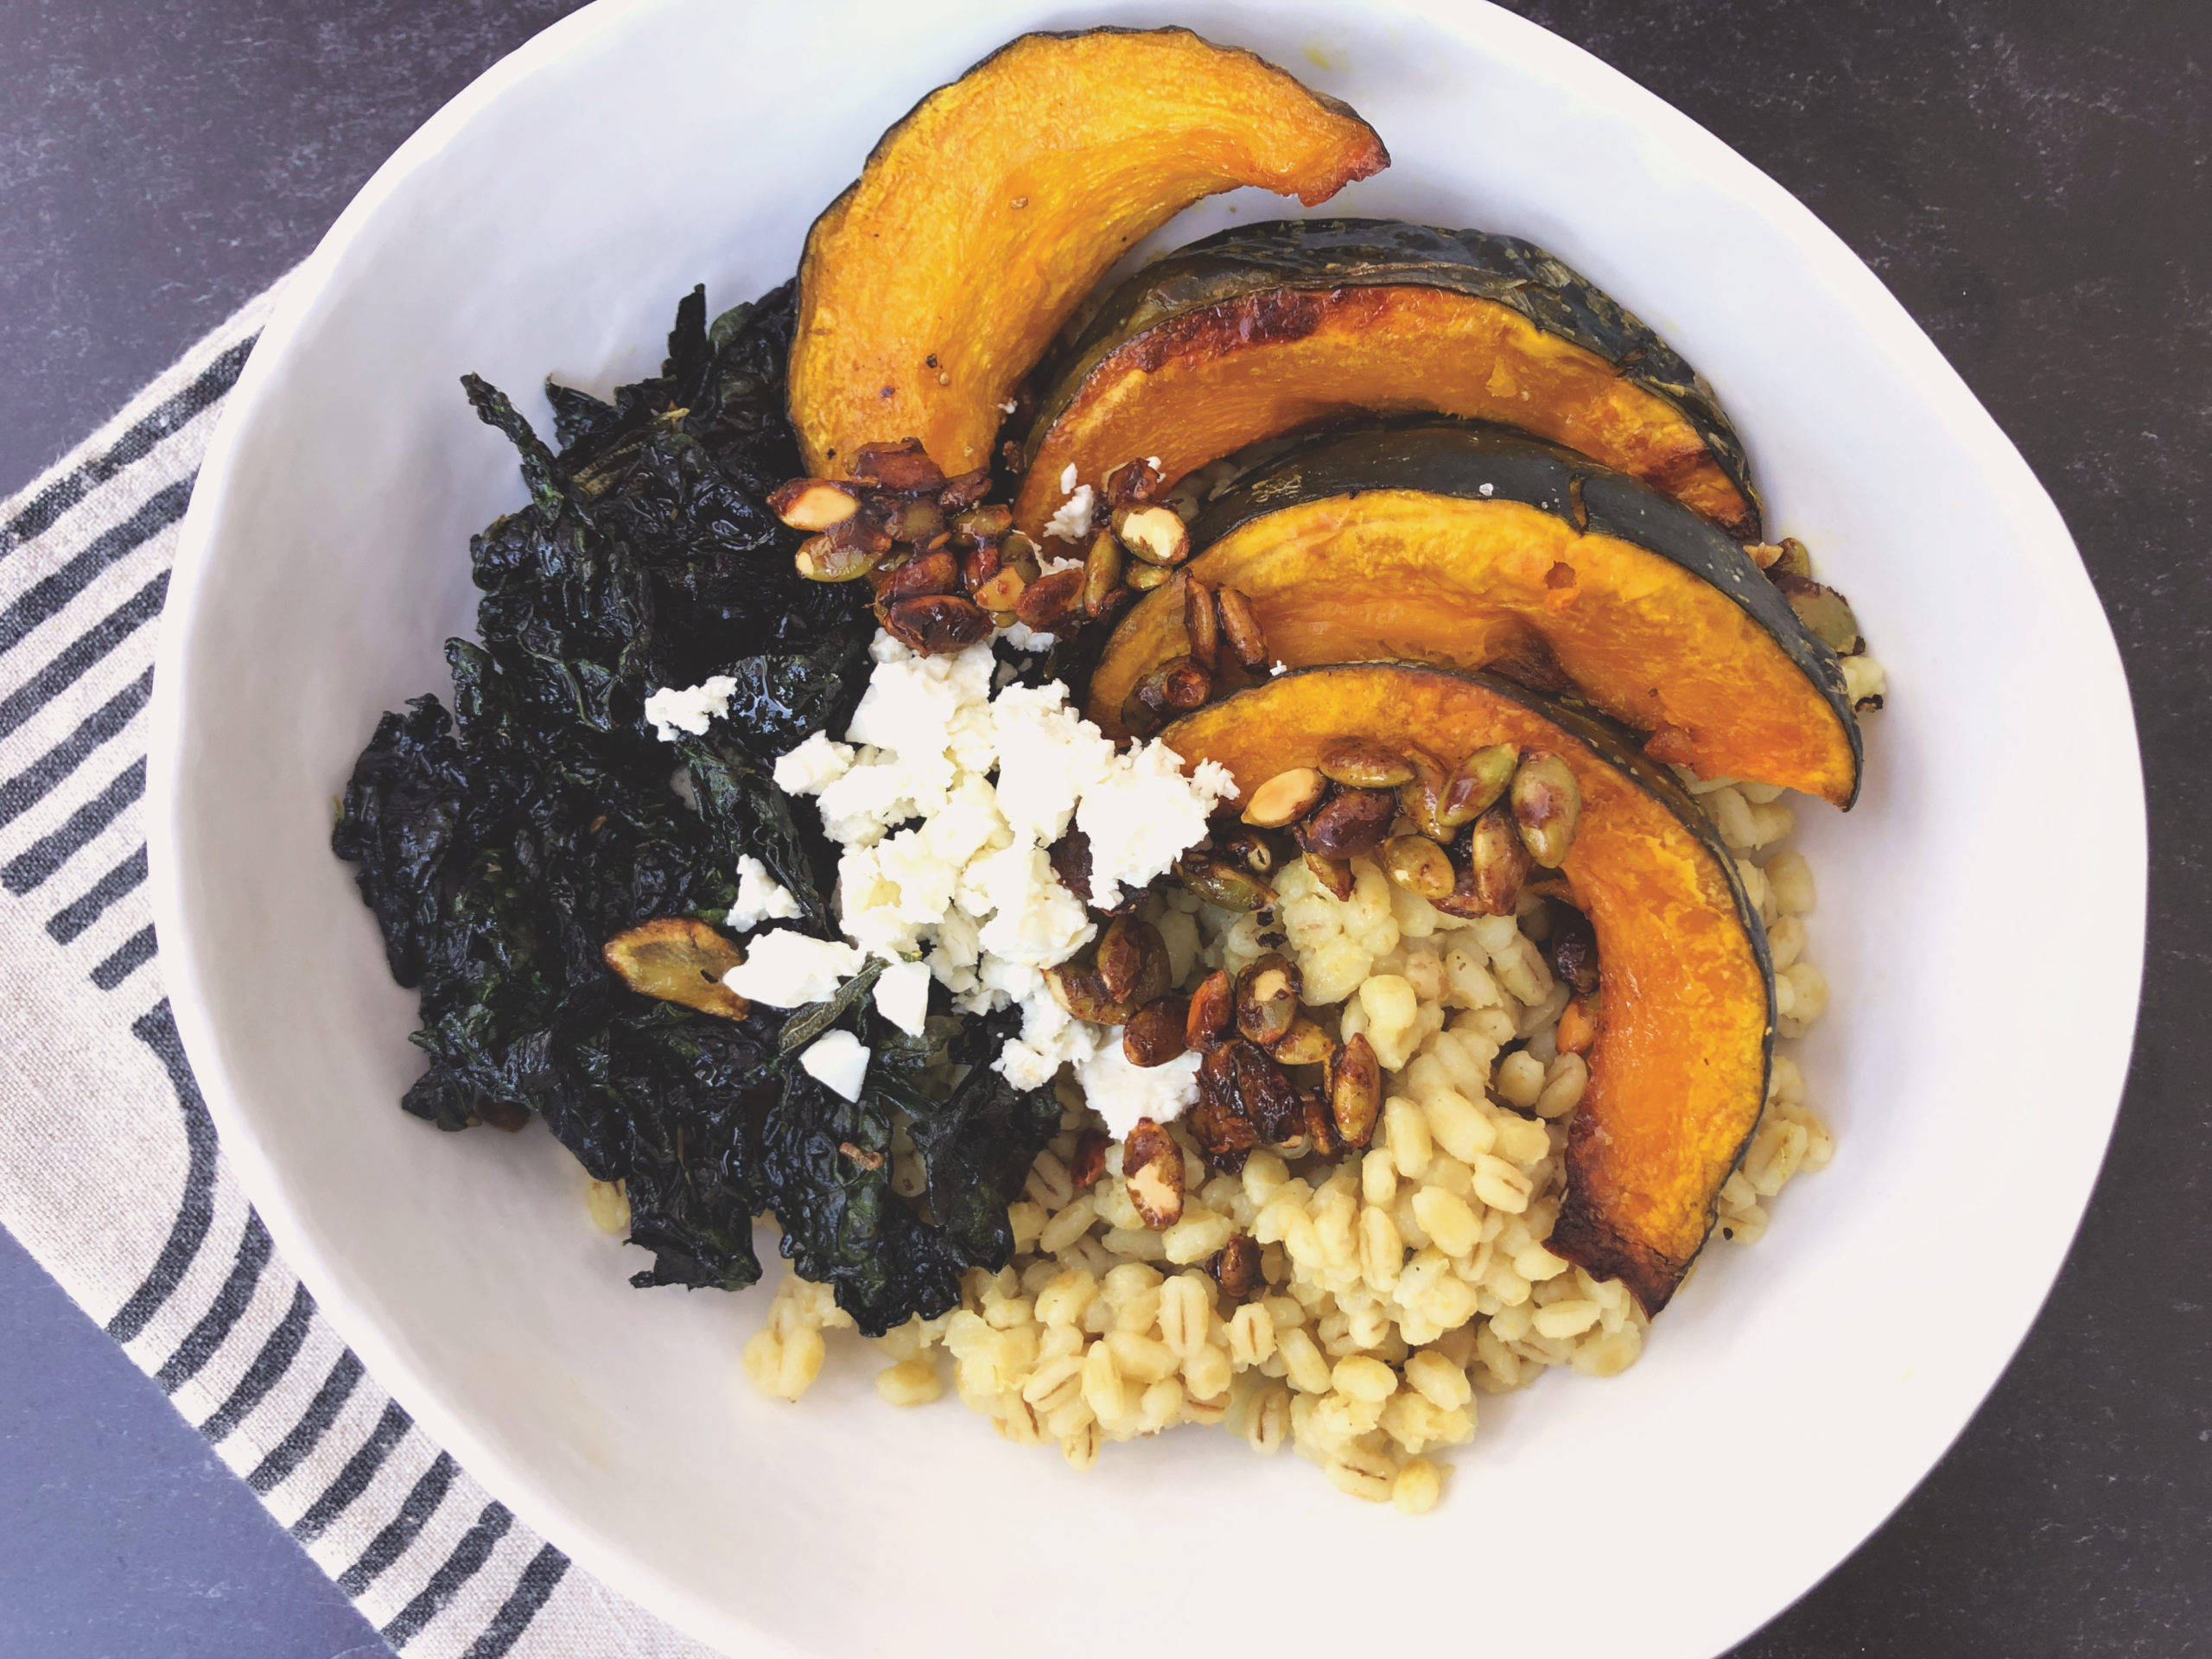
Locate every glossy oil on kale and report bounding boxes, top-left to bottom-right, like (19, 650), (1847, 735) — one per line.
(332, 283), (1058, 1330)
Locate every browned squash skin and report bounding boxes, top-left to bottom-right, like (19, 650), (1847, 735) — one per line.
(1161, 664), (1775, 1315)
(1088, 423), (1860, 806)
(788, 29), (1388, 479)
(1016, 218), (1759, 539)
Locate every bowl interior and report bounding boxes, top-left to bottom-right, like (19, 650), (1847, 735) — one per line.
(152, 2), (2144, 1655)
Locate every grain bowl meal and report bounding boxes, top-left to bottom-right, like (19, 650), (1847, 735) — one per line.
(333, 25), (1885, 1510)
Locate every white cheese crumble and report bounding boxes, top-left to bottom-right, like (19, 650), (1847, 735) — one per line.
(1478, 481), (1496, 498)
(774, 633), (1236, 1126)
(798, 1030), (870, 1101)
(1000, 622), (1056, 652)
(727, 855), (802, 931)
(1270, 660), (1290, 677)
(722, 929), (864, 1007)
(999, 397), (1019, 415)
(643, 676), (738, 741)
(873, 959), (933, 1037)
(772, 731), (855, 794)
(1058, 462), (1078, 493)
(1044, 484), (1095, 543)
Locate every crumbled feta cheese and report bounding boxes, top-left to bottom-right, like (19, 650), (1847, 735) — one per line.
(1001, 622), (1056, 652)
(669, 766), (698, 810)
(1270, 660), (1290, 677)
(1075, 1041), (1204, 1141)
(1000, 397), (1019, 415)
(1044, 484), (1094, 543)
(772, 632), (1235, 1122)
(1478, 481), (1495, 498)
(772, 730), (855, 794)
(874, 959), (933, 1037)
(728, 855), (802, 931)
(642, 676), (738, 741)
(722, 929), (863, 1007)
(798, 1030), (871, 1101)
(1058, 462), (1078, 493)
(1077, 743), (1238, 909)
(1146, 455), (1161, 470)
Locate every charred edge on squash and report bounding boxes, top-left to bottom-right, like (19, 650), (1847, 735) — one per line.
(1022, 218), (1759, 538)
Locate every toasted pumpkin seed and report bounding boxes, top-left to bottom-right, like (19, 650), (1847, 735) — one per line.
(885, 496), (946, 544)
(1042, 962), (1137, 1026)
(1083, 528), (1124, 617)
(1123, 996), (1191, 1067)
(1236, 952), (1302, 1048)
(1185, 969), (1236, 1052)
(1207, 1234), (1262, 1300)
(1510, 752), (1583, 868)
(880, 594), (992, 654)
(1300, 1089), (1342, 1160)
(1215, 587), (1268, 672)
(881, 548), (960, 600)
(1113, 505), (1190, 566)
(1133, 655), (1211, 715)
(1329, 1033), (1382, 1148)
(1014, 567), (1087, 629)
(1556, 991), (1599, 1057)
(601, 918), (749, 1020)
(1396, 751), (1452, 842)
(1318, 738), (1416, 789)
(1273, 1019), (1337, 1067)
(1382, 834), (1458, 901)
(793, 533), (880, 582)
(1122, 1118), (1185, 1229)
(1303, 849), (1354, 900)
(1121, 688), (1165, 738)
(951, 502), (1012, 543)
(1775, 573), (1865, 655)
(1243, 766), (1327, 828)
(1126, 561), (1173, 592)
(1465, 802), (1533, 913)
(1443, 743), (1519, 828)
(1174, 855), (1275, 912)
(1229, 1039), (1301, 1141)
(768, 479), (860, 531)
(1300, 787), (1396, 858)
(1106, 455), (1165, 505)
(1096, 916), (1171, 1007)
(1179, 572), (1220, 671)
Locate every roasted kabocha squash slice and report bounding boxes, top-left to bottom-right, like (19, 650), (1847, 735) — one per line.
(1088, 423), (1861, 806)
(1162, 664), (1775, 1314)
(1016, 218), (1761, 540)
(788, 30), (1388, 479)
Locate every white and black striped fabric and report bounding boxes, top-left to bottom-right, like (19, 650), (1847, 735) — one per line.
(0, 283), (721, 1659)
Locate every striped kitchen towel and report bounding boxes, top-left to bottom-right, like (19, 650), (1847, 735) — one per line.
(0, 283), (721, 1659)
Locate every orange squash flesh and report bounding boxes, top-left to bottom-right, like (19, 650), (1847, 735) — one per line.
(1162, 664), (1774, 1314)
(1090, 490), (1859, 804)
(787, 29), (1388, 478)
(1015, 283), (1754, 537)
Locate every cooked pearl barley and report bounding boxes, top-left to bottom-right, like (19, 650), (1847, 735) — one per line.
(737, 829), (1840, 1512)
(875, 1357), (943, 1405)
(584, 1179), (630, 1236)
(1494, 1049), (1546, 1108)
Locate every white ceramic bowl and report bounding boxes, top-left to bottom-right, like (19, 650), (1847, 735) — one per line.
(149, 2), (2145, 1654)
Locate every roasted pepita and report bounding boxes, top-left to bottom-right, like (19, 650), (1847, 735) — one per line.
(1510, 751), (1583, 868)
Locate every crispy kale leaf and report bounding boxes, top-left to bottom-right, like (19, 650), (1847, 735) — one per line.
(333, 282), (1062, 1332)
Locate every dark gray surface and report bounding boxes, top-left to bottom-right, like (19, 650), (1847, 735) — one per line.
(0, 0), (2203, 1654)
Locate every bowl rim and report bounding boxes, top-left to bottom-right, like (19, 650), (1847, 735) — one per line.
(147, 1), (2147, 1652)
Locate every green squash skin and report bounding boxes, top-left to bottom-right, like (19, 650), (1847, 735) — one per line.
(1186, 421), (1863, 808)
(1027, 217), (1763, 540)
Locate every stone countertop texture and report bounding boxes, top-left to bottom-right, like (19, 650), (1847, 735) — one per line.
(0, 1), (2202, 1654)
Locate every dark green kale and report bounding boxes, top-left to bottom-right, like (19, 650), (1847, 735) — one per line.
(332, 282), (1063, 1333)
